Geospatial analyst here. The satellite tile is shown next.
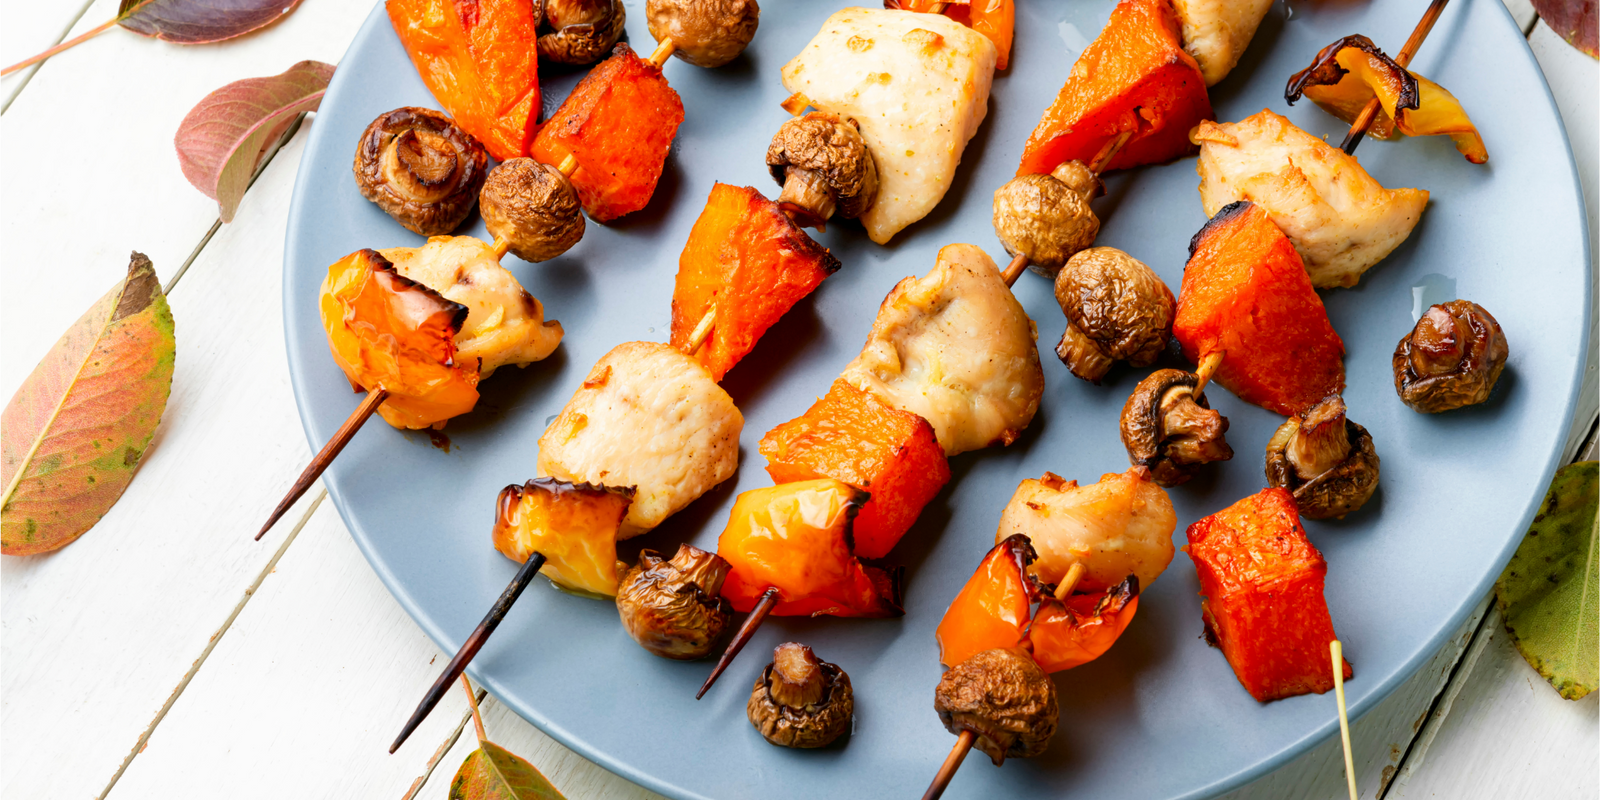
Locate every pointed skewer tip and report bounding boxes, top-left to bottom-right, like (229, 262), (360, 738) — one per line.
(697, 586), (780, 699)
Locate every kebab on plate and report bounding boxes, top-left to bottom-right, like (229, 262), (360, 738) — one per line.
(921, 467), (1176, 795)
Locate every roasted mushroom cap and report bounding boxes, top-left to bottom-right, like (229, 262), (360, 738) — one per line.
(646, 0), (760, 68)
(1393, 300), (1508, 413)
(354, 107), (488, 236)
(1054, 247), (1177, 382)
(747, 643), (854, 748)
(537, 0), (626, 65)
(992, 160), (1102, 277)
(1265, 394), (1380, 519)
(934, 647), (1058, 765)
(479, 158), (585, 263)
(615, 544), (733, 659)
(1121, 369), (1233, 487)
(766, 111), (879, 227)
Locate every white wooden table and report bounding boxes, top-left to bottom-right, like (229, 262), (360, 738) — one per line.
(2, 2), (1594, 798)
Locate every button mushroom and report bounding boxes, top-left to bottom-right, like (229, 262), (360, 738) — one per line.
(765, 111), (879, 229)
(1054, 247), (1177, 382)
(1120, 368), (1233, 487)
(1393, 300), (1508, 413)
(747, 643), (854, 748)
(933, 647), (1058, 766)
(1265, 394), (1380, 519)
(616, 544), (733, 660)
(353, 107), (488, 236)
(647, 0), (760, 68)
(537, 0), (626, 66)
(479, 158), (585, 263)
(992, 160), (1102, 278)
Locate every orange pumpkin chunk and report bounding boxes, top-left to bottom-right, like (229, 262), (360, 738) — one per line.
(1016, 0), (1212, 176)
(760, 379), (949, 559)
(1186, 487), (1352, 702)
(669, 184), (840, 381)
(530, 43), (684, 222)
(1174, 201), (1345, 416)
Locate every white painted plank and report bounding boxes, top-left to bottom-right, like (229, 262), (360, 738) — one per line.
(416, 692), (667, 800)
(1386, 606), (1599, 800)
(0, 0), (93, 110)
(0, 0), (373, 405)
(106, 501), (481, 800)
(0, 131), (325, 800)
(1499, 0), (1538, 34)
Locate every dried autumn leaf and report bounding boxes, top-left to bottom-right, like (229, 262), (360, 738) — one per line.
(1, 253), (176, 556)
(175, 61), (334, 222)
(1495, 460), (1599, 700)
(1, 0), (305, 77)
(1532, 0), (1599, 58)
(449, 741), (567, 800)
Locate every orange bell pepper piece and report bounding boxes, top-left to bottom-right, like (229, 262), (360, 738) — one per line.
(491, 478), (635, 597)
(386, 0), (541, 161)
(886, 0), (1016, 70)
(1028, 577), (1139, 673)
(1186, 488), (1352, 702)
(530, 44), (685, 222)
(760, 379), (950, 559)
(717, 479), (904, 618)
(669, 184), (841, 381)
(1174, 201), (1345, 416)
(1016, 0), (1212, 176)
(935, 535), (1040, 668)
(319, 250), (480, 430)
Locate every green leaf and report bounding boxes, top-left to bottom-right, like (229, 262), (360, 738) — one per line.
(449, 741), (568, 800)
(1, 253), (176, 556)
(1495, 461), (1599, 700)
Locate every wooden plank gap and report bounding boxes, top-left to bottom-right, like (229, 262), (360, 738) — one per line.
(0, 0), (97, 115)
(164, 111), (310, 295)
(401, 689), (487, 800)
(95, 488), (328, 800)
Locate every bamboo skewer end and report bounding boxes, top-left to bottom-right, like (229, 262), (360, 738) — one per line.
(258, 388), (389, 541)
(922, 729), (977, 800)
(648, 38), (677, 69)
(1193, 351), (1224, 397)
(684, 306), (717, 356)
(1332, 640), (1357, 800)
(698, 586), (780, 699)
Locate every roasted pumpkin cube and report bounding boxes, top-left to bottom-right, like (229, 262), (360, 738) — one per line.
(491, 478), (635, 597)
(717, 479), (903, 618)
(386, 0), (541, 161)
(318, 249), (479, 430)
(935, 535), (1039, 668)
(1028, 577), (1140, 673)
(1174, 201), (1345, 416)
(1185, 487), (1352, 702)
(669, 184), (841, 381)
(530, 43), (684, 222)
(759, 380), (949, 559)
(1016, 0), (1212, 176)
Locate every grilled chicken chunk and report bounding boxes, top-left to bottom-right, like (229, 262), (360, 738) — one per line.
(538, 342), (743, 538)
(1172, 0), (1274, 86)
(841, 243), (1043, 456)
(996, 468), (1176, 593)
(381, 236), (563, 377)
(1191, 110), (1429, 288)
(781, 8), (997, 244)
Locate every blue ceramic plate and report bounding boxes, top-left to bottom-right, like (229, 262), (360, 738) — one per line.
(284, 1), (1591, 798)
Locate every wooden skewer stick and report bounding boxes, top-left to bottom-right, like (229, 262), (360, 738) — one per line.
(684, 306), (718, 356)
(648, 38), (677, 69)
(1192, 350), (1224, 397)
(258, 388), (390, 540)
(696, 586), (780, 699)
(921, 729), (976, 800)
(391, 552), (548, 753)
(1001, 128), (1134, 281)
(1332, 640), (1358, 800)
(1053, 561), (1087, 601)
(1339, 0), (1450, 156)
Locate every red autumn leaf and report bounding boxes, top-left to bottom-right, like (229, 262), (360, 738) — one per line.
(117, 0), (306, 43)
(1532, 0), (1599, 57)
(1, 253), (176, 556)
(175, 60), (334, 222)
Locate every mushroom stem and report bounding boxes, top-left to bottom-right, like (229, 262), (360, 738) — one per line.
(1339, 0), (1450, 155)
(698, 586), (780, 699)
(776, 167), (837, 229)
(1001, 253), (1029, 287)
(1193, 351), (1224, 396)
(922, 729), (977, 800)
(1286, 395), (1352, 480)
(1052, 561), (1087, 601)
(259, 388), (390, 540)
(685, 306), (716, 356)
(769, 643), (828, 707)
(648, 37), (678, 69)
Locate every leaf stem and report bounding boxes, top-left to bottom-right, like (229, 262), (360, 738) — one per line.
(460, 674), (487, 743)
(1, 17), (118, 77)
